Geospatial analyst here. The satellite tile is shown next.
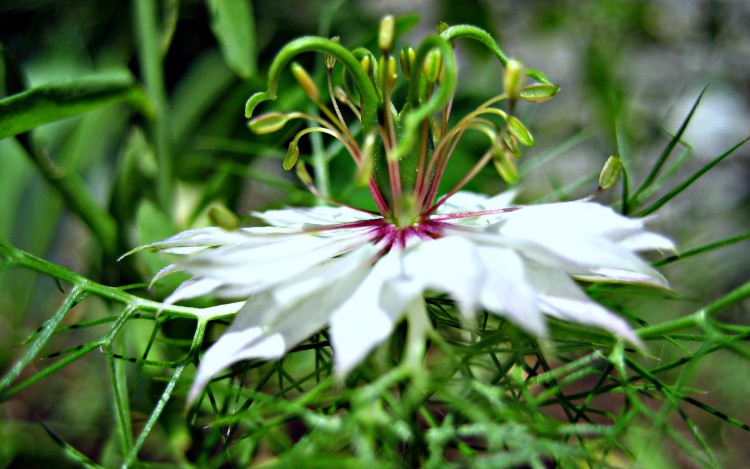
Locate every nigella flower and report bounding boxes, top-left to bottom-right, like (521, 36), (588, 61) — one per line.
(136, 18), (674, 402)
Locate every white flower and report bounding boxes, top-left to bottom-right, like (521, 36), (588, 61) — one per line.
(137, 21), (675, 403)
(144, 191), (674, 402)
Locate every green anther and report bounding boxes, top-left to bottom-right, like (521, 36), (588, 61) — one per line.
(423, 49), (442, 83)
(248, 112), (291, 134)
(296, 161), (313, 186)
(507, 115), (534, 147)
(284, 140), (300, 171)
(324, 37), (340, 70)
(520, 83), (560, 103)
(492, 146), (519, 184)
(400, 46), (415, 80)
(291, 62), (319, 101)
(356, 133), (377, 187)
(599, 155), (622, 190)
(503, 59), (524, 100)
(378, 15), (395, 53)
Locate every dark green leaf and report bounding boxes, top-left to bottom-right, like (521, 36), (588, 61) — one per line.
(206, 0), (257, 78)
(0, 74), (148, 140)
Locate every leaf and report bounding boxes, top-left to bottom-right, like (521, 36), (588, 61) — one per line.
(40, 420), (105, 469)
(631, 87), (706, 204)
(206, 0), (257, 78)
(637, 135), (749, 216)
(0, 74), (148, 140)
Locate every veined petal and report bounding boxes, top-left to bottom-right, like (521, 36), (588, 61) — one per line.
(523, 259), (642, 346)
(618, 231), (676, 252)
(330, 250), (407, 377)
(163, 277), (224, 305)
(396, 236), (484, 316)
(452, 223), (669, 288)
(179, 228), (373, 295)
(254, 205), (378, 228)
(495, 201), (665, 246)
(476, 245), (546, 336)
(189, 244), (376, 402)
(142, 227), (252, 254)
(576, 267), (670, 289)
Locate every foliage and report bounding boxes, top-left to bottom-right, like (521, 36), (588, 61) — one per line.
(1, 1), (749, 467)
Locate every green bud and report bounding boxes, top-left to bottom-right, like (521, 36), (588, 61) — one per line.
(296, 161), (313, 186)
(503, 59), (525, 100)
(437, 21), (449, 35)
(520, 83), (560, 103)
(208, 205), (239, 231)
(378, 15), (395, 53)
(598, 155), (622, 190)
(283, 140), (300, 171)
(506, 115), (534, 147)
(247, 112), (290, 134)
(291, 62), (319, 101)
(324, 36), (340, 70)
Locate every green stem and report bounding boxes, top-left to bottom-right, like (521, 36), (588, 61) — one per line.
(0, 285), (83, 397)
(638, 279), (750, 339)
(26, 146), (118, 257)
(0, 238), (239, 321)
(134, 0), (174, 213)
(440, 24), (552, 84)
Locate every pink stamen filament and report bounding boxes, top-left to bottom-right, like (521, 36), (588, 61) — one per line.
(423, 148), (494, 217)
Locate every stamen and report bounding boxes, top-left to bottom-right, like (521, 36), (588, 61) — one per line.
(427, 206), (521, 221)
(424, 148), (495, 216)
(327, 68), (357, 145)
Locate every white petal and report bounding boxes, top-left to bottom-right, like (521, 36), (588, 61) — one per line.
(330, 251), (407, 376)
(253, 205), (377, 228)
(163, 277), (223, 305)
(576, 267), (670, 289)
(182, 229), (371, 294)
(618, 231), (676, 252)
(476, 246), (546, 336)
(189, 245), (375, 402)
(398, 236), (484, 315)
(454, 226), (668, 288)
(524, 260), (642, 346)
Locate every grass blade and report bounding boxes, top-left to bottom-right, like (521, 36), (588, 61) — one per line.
(631, 87), (706, 203)
(637, 135), (750, 216)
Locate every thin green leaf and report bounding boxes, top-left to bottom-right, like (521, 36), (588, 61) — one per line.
(206, 0), (257, 78)
(39, 420), (105, 469)
(0, 74), (147, 140)
(654, 230), (750, 266)
(637, 135), (749, 216)
(0, 286), (82, 400)
(631, 87), (706, 203)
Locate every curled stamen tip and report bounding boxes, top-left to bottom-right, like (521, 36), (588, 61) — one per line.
(245, 91), (275, 118)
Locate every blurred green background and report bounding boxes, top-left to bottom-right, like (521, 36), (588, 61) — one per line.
(1, 0), (748, 466)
